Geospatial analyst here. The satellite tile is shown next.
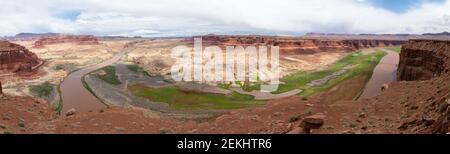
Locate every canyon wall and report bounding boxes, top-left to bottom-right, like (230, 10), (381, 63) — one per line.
(0, 41), (42, 75)
(197, 35), (405, 54)
(398, 40), (449, 81)
(396, 39), (450, 133)
(33, 35), (99, 48)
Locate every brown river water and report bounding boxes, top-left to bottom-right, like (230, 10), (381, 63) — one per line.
(357, 49), (399, 100)
(60, 52), (125, 113)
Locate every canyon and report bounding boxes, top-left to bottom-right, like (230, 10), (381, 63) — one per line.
(0, 36), (449, 134)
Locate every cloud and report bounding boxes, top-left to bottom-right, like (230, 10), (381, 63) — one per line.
(0, 0), (449, 36)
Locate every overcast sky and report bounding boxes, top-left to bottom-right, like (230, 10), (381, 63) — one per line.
(0, 0), (449, 37)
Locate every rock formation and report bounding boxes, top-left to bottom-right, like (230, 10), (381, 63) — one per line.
(397, 39), (448, 81)
(396, 39), (450, 133)
(33, 35), (99, 48)
(196, 35), (405, 54)
(0, 41), (42, 75)
(65, 108), (77, 117)
(299, 114), (325, 134)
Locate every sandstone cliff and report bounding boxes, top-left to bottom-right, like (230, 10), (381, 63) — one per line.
(197, 35), (405, 54)
(33, 35), (99, 48)
(398, 40), (449, 81)
(0, 41), (42, 75)
(396, 39), (450, 133)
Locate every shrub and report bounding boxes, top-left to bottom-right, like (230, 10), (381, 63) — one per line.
(96, 66), (121, 85)
(29, 82), (54, 99)
(53, 63), (78, 72)
(288, 115), (301, 123)
(159, 128), (170, 134)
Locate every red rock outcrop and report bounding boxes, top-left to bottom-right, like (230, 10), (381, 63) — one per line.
(33, 35), (99, 48)
(396, 39), (450, 133)
(0, 41), (42, 75)
(397, 40), (449, 81)
(196, 35), (405, 54)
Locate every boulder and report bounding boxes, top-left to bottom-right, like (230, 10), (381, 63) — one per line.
(286, 127), (303, 134)
(65, 108), (77, 117)
(299, 114), (325, 134)
(381, 83), (389, 91)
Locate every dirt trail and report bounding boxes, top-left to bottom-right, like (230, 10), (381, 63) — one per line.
(60, 52), (125, 113)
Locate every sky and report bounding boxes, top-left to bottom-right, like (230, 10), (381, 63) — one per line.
(0, 0), (449, 37)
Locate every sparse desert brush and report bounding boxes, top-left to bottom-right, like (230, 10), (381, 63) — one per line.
(29, 82), (54, 99)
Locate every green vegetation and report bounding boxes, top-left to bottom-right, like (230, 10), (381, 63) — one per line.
(29, 82), (54, 99)
(53, 63), (78, 72)
(274, 51), (387, 97)
(96, 66), (121, 85)
(242, 83), (259, 92)
(31, 82), (62, 114)
(53, 86), (63, 114)
(82, 74), (104, 105)
(127, 64), (141, 73)
(218, 83), (231, 89)
(218, 80), (262, 92)
(128, 84), (265, 110)
(127, 64), (151, 76)
(385, 46), (402, 53)
(127, 49), (387, 110)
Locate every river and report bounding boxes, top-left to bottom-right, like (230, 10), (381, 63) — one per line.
(59, 52), (125, 113)
(59, 48), (397, 113)
(357, 48), (399, 100)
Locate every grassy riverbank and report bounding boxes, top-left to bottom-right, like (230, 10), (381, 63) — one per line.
(385, 46), (402, 53)
(128, 84), (264, 110)
(30, 82), (63, 113)
(275, 51), (387, 97)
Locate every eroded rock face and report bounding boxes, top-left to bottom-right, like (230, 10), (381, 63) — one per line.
(396, 39), (450, 134)
(0, 41), (42, 75)
(197, 35), (405, 54)
(398, 40), (449, 81)
(33, 35), (99, 48)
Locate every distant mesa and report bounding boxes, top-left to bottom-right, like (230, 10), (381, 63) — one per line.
(33, 35), (100, 48)
(0, 41), (43, 76)
(306, 32), (450, 40)
(0, 32), (61, 41)
(14, 32), (60, 39)
(422, 31), (450, 36)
